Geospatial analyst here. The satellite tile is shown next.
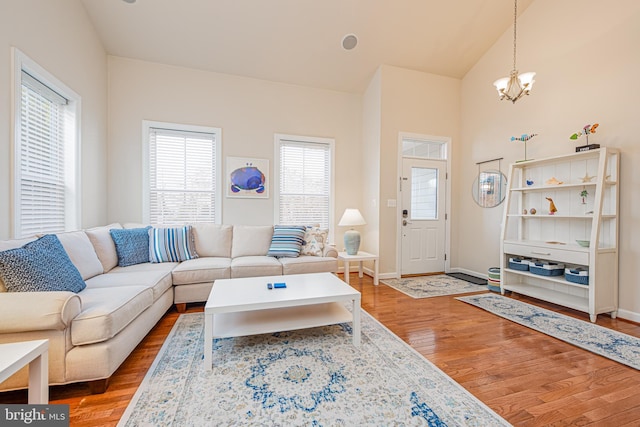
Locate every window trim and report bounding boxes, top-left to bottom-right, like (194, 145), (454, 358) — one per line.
(142, 120), (222, 225)
(11, 47), (81, 238)
(273, 133), (335, 243)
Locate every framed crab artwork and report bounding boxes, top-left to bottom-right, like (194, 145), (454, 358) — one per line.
(226, 157), (269, 198)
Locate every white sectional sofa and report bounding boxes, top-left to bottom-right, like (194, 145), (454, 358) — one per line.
(0, 223), (337, 393)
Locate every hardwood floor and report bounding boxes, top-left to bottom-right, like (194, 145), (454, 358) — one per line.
(2, 273), (640, 426)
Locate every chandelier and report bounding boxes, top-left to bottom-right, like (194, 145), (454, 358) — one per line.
(493, 0), (535, 103)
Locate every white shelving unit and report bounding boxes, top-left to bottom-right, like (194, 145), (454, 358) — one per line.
(500, 148), (620, 322)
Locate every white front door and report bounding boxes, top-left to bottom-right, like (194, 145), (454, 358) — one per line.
(400, 158), (447, 275)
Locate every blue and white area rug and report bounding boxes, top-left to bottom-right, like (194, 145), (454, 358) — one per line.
(118, 311), (509, 426)
(457, 293), (640, 371)
(381, 275), (488, 299)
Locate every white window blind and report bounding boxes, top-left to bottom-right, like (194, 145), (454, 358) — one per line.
(18, 71), (69, 237)
(148, 127), (219, 225)
(277, 137), (332, 229)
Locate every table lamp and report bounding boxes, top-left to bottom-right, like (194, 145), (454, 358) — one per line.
(338, 208), (366, 255)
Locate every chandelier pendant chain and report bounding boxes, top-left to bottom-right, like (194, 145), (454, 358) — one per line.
(512, 0), (517, 73)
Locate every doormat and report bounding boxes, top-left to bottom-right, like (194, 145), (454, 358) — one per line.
(446, 272), (487, 285)
(381, 275), (487, 299)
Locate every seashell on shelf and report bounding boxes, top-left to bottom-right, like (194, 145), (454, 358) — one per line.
(545, 177), (563, 185)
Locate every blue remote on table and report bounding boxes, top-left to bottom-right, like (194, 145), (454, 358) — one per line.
(273, 282), (286, 289)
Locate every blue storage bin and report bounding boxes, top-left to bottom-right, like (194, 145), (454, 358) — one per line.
(508, 257), (529, 271)
(529, 261), (564, 276)
(565, 267), (589, 285)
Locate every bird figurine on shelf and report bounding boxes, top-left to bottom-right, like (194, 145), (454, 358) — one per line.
(546, 197), (557, 215)
(511, 133), (538, 162)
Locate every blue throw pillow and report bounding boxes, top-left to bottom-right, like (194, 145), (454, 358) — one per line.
(149, 225), (199, 263)
(267, 225), (307, 258)
(0, 234), (86, 293)
(110, 226), (152, 267)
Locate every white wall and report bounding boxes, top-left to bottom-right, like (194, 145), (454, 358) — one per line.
(378, 65), (460, 275)
(107, 57), (362, 243)
(0, 0), (108, 239)
(459, 0), (640, 320)
(361, 68), (382, 257)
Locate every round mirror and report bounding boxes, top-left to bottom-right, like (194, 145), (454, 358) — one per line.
(472, 169), (507, 208)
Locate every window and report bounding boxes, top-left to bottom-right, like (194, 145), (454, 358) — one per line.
(402, 136), (447, 160)
(275, 134), (334, 230)
(12, 49), (80, 238)
(143, 121), (221, 225)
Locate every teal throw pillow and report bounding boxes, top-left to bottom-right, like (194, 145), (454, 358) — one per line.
(267, 225), (306, 258)
(110, 226), (152, 267)
(0, 234), (86, 293)
(149, 225), (199, 263)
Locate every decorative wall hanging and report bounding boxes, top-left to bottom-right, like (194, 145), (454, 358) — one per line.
(472, 157), (507, 208)
(226, 157), (269, 198)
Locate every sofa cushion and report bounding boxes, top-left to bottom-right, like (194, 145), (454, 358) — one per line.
(267, 225), (306, 258)
(85, 223), (122, 272)
(55, 231), (104, 280)
(0, 237), (37, 292)
(301, 227), (329, 256)
(0, 235), (86, 293)
(71, 286), (153, 345)
(191, 224), (232, 257)
(279, 256), (339, 275)
(149, 225), (198, 263)
(230, 256), (282, 278)
(231, 225), (273, 258)
(109, 262), (179, 275)
(172, 257), (231, 285)
(84, 270), (173, 302)
(110, 226), (152, 267)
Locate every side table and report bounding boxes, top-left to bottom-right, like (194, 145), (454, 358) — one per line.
(0, 339), (49, 403)
(338, 251), (379, 285)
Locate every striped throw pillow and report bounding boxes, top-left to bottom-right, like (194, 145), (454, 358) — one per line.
(149, 226), (199, 263)
(267, 225), (307, 258)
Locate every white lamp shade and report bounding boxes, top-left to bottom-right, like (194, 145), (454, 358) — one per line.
(338, 208), (366, 227)
(493, 77), (509, 92)
(518, 71), (536, 87)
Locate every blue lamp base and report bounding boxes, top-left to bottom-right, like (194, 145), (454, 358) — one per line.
(343, 229), (361, 255)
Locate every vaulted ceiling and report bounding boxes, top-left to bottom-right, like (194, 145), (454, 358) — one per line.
(81, 0), (534, 93)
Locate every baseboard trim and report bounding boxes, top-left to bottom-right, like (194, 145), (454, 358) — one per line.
(617, 309), (640, 323)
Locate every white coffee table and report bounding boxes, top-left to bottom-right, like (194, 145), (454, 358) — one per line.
(204, 272), (361, 370)
(0, 339), (49, 403)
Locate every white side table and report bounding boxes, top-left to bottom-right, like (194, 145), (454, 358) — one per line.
(0, 339), (49, 403)
(338, 251), (379, 285)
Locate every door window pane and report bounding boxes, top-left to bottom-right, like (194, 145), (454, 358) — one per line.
(411, 167), (438, 220)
